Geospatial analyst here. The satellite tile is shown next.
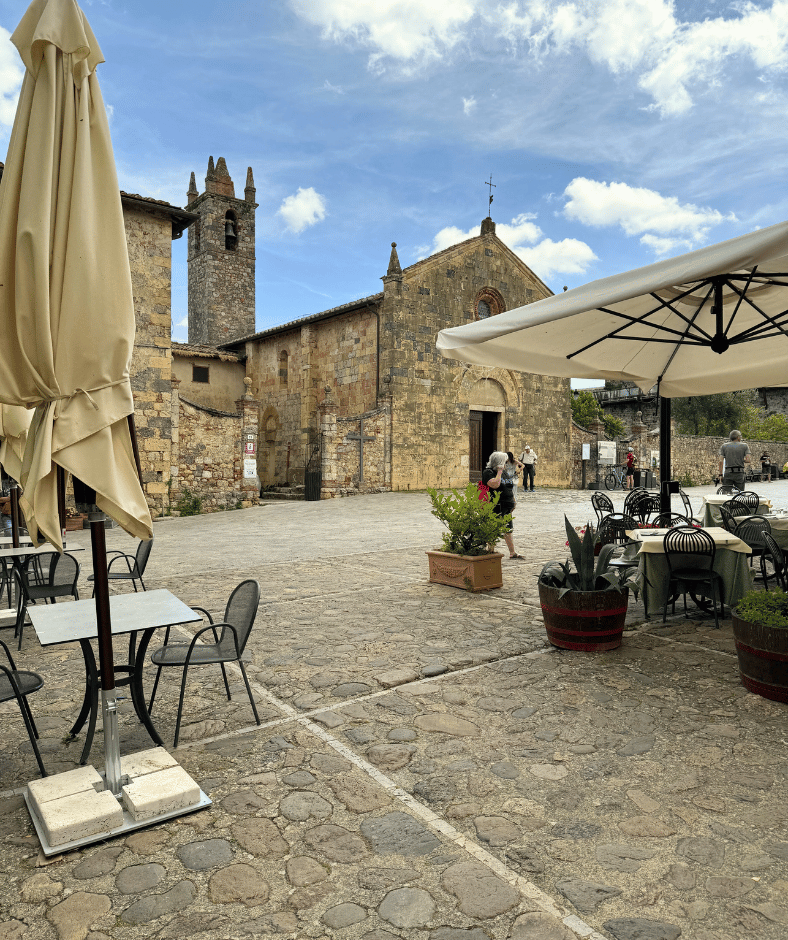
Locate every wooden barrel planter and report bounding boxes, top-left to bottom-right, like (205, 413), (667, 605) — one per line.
(538, 583), (629, 651)
(731, 611), (788, 702)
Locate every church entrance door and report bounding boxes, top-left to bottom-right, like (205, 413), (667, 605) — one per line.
(469, 410), (498, 481)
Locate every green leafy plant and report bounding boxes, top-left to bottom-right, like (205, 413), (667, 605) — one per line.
(174, 487), (202, 517)
(735, 589), (788, 629)
(538, 515), (634, 598)
(427, 483), (512, 556)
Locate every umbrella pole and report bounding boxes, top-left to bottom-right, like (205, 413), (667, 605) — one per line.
(10, 481), (21, 548)
(659, 395), (672, 515)
(56, 466), (66, 547)
(89, 510), (122, 795)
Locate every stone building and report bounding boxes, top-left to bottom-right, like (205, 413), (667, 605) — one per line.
(178, 161), (574, 493)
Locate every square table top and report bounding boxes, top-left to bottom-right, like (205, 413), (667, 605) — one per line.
(0, 545), (84, 559)
(626, 526), (751, 554)
(0, 536), (33, 547)
(28, 589), (200, 646)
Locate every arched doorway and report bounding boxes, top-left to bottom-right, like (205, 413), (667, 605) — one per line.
(468, 378), (506, 482)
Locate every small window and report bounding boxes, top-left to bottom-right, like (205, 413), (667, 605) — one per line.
(193, 365), (210, 384)
(477, 300), (491, 319)
(225, 210), (238, 251)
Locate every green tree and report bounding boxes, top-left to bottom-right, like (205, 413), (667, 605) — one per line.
(571, 390), (625, 439)
(672, 390), (759, 437)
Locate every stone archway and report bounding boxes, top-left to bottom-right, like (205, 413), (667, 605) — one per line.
(468, 378), (507, 480)
(259, 406), (281, 485)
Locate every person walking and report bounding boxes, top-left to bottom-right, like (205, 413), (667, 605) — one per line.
(482, 451), (524, 559)
(718, 430), (751, 492)
(519, 445), (537, 492)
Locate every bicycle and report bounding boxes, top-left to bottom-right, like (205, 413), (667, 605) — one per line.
(604, 465), (627, 490)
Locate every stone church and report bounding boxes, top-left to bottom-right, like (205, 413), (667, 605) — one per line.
(171, 158), (572, 498)
(116, 157), (571, 511)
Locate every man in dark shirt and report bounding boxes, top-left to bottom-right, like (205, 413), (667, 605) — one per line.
(718, 430), (750, 491)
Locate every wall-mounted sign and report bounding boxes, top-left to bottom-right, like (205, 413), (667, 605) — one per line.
(581, 443), (590, 461)
(597, 441), (616, 464)
(243, 458), (257, 479)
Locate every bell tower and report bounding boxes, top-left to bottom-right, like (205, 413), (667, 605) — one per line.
(186, 157), (257, 345)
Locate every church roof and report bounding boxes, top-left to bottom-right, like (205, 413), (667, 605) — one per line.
(219, 293), (383, 350)
(172, 342), (244, 363)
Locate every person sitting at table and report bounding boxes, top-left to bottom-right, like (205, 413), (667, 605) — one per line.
(718, 430), (751, 492)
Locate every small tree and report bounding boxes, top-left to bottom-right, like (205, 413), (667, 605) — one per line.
(571, 390), (624, 440)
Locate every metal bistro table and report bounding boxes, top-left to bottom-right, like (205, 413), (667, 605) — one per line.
(28, 590), (201, 764)
(628, 526), (754, 619)
(699, 495), (772, 527)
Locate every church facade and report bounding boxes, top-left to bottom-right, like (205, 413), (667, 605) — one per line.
(175, 159), (572, 495)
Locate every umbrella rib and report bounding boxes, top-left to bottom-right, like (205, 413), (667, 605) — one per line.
(721, 268), (755, 337)
(724, 276), (788, 343)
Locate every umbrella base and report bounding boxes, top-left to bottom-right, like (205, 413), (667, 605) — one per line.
(23, 748), (211, 856)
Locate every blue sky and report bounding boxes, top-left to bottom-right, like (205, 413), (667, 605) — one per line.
(2, 1), (788, 390)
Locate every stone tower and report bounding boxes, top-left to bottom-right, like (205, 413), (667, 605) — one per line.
(186, 157), (257, 345)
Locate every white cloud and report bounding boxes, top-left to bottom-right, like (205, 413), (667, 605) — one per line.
(0, 27), (24, 131)
(289, 0), (479, 67)
(423, 212), (596, 279)
(323, 79), (344, 93)
(462, 95), (476, 114)
(562, 178), (735, 248)
(175, 316), (188, 328)
(278, 187), (327, 234)
(290, 1), (788, 115)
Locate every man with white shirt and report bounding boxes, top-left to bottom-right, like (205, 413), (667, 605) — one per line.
(519, 445), (537, 492)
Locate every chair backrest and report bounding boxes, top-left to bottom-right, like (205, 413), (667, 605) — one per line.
(735, 515), (771, 550)
(664, 526), (716, 574)
(722, 499), (750, 518)
(652, 512), (692, 529)
(624, 489), (650, 523)
(718, 506), (738, 534)
(763, 532), (786, 589)
(732, 491), (760, 511)
(679, 489), (694, 519)
(717, 485), (739, 495)
(16, 552), (79, 598)
(135, 537), (154, 575)
(591, 492), (614, 523)
(597, 512), (637, 546)
(218, 579), (261, 656)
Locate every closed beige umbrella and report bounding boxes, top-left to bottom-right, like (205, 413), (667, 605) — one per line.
(0, 0), (152, 795)
(0, 0), (152, 550)
(0, 404), (31, 484)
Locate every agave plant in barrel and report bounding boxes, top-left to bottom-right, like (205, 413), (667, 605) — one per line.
(537, 515), (634, 651)
(732, 588), (788, 702)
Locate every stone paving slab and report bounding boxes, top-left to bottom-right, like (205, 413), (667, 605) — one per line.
(0, 484), (787, 939)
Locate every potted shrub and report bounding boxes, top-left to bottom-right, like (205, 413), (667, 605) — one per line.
(426, 483), (513, 591)
(538, 515), (635, 651)
(732, 589), (788, 702)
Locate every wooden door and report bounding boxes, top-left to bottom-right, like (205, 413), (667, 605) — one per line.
(469, 411), (483, 481)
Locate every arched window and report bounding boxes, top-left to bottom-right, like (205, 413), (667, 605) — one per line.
(224, 210), (238, 251)
(278, 351), (288, 389)
(474, 287), (505, 321)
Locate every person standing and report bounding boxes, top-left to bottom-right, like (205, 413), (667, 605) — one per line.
(505, 451), (524, 501)
(519, 445), (537, 492)
(482, 451), (524, 559)
(625, 447), (636, 490)
(718, 430), (751, 491)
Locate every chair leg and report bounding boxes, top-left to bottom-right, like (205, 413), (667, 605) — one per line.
(238, 661), (260, 725)
(15, 600), (26, 651)
(173, 664), (190, 749)
(219, 663), (231, 701)
(148, 665), (163, 714)
(16, 694), (46, 777)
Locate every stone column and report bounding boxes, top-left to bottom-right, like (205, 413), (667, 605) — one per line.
(318, 389), (337, 498)
(236, 377), (260, 499)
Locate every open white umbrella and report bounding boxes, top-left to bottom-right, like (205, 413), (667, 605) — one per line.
(0, 0), (153, 793)
(437, 221), (788, 506)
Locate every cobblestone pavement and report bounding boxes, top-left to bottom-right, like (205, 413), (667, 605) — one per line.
(0, 484), (787, 940)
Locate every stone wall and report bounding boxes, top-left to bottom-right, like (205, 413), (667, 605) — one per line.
(319, 400), (391, 497)
(170, 387), (260, 513)
(124, 204), (174, 518)
(592, 388), (660, 435)
(172, 349), (246, 412)
(378, 229), (571, 490)
(569, 420), (608, 489)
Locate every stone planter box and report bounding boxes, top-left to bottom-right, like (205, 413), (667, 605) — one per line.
(426, 550), (503, 592)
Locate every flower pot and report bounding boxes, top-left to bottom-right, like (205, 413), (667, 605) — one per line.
(427, 550), (503, 592)
(538, 583), (629, 651)
(731, 610), (788, 702)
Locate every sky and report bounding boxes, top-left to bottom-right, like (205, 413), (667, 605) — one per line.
(2, 1), (788, 391)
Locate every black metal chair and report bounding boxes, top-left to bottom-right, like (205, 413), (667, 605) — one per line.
(652, 512), (692, 528)
(719, 500), (750, 534)
(12, 552), (80, 650)
(732, 491), (761, 512)
(596, 512), (640, 587)
(663, 526), (725, 629)
(0, 638), (46, 776)
(761, 532), (787, 591)
(148, 579), (261, 747)
(735, 515), (771, 571)
(716, 485), (739, 495)
(591, 491), (614, 526)
(624, 488), (651, 524)
(88, 537), (153, 595)
(679, 489), (699, 523)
